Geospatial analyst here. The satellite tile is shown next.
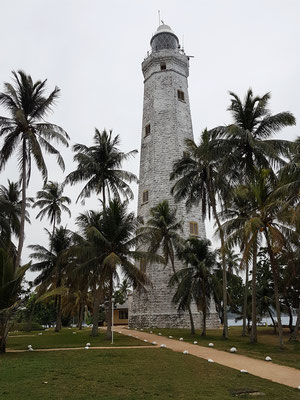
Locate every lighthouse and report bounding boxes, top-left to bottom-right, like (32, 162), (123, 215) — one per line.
(129, 24), (218, 329)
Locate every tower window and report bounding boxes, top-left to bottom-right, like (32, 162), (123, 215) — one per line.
(119, 310), (128, 320)
(189, 222), (199, 236)
(145, 124), (151, 137)
(142, 190), (149, 204)
(177, 90), (185, 102)
(160, 63), (166, 71)
(140, 259), (146, 273)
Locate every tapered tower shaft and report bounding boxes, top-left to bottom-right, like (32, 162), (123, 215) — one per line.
(129, 24), (218, 329)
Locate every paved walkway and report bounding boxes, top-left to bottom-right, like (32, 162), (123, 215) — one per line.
(117, 327), (300, 389)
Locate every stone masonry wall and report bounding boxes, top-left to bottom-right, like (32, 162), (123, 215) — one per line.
(129, 48), (219, 329)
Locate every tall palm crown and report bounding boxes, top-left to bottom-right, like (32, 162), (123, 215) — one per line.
(141, 200), (183, 275)
(171, 129), (231, 218)
(33, 181), (71, 235)
(211, 89), (296, 180)
(0, 71), (69, 267)
(65, 129), (138, 206)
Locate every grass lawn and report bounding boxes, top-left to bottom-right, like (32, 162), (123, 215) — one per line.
(140, 326), (300, 370)
(7, 327), (147, 350)
(1, 348), (299, 400)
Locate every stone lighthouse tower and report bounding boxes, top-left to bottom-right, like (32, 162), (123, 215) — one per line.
(129, 24), (218, 329)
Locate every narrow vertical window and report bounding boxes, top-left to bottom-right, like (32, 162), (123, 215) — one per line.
(145, 124), (151, 137)
(142, 190), (149, 204)
(189, 222), (199, 236)
(183, 151), (189, 158)
(140, 259), (146, 273)
(160, 63), (166, 71)
(177, 90), (185, 101)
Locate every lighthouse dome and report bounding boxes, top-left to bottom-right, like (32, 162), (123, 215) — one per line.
(150, 24), (179, 52)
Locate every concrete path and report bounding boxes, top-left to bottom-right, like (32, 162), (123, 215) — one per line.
(118, 327), (300, 389)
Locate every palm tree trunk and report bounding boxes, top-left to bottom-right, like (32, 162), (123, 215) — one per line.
(210, 195), (228, 339)
(242, 260), (249, 336)
(201, 298), (207, 337)
(0, 313), (9, 354)
(106, 274), (113, 340)
(268, 309), (277, 334)
(78, 301), (84, 330)
(265, 230), (284, 349)
(250, 237), (258, 344)
(50, 219), (56, 254)
(187, 306), (195, 335)
(91, 287), (101, 336)
(284, 298), (293, 333)
(55, 294), (62, 332)
(289, 306), (300, 341)
(102, 183), (106, 209)
(15, 141), (27, 268)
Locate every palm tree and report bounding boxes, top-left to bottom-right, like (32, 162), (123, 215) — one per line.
(29, 226), (73, 332)
(33, 181), (71, 240)
(0, 248), (29, 353)
(170, 238), (221, 336)
(241, 170), (293, 348)
(211, 89), (296, 182)
(0, 180), (32, 247)
(65, 129), (137, 207)
(0, 71), (69, 268)
(141, 200), (183, 276)
(171, 129), (232, 338)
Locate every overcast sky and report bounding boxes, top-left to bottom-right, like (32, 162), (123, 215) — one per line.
(0, 0), (299, 280)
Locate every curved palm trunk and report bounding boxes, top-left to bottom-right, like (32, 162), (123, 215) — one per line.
(268, 309), (277, 334)
(242, 260), (249, 336)
(265, 230), (284, 349)
(106, 274), (113, 340)
(289, 306), (300, 341)
(250, 238), (258, 344)
(187, 306), (195, 335)
(15, 141), (27, 268)
(54, 294), (62, 332)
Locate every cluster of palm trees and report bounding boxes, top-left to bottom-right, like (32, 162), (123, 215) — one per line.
(0, 70), (299, 353)
(170, 89), (299, 348)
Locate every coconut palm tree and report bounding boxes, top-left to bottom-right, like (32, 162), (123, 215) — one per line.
(0, 248), (29, 353)
(171, 129), (232, 338)
(170, 238), (221, 336)
(29, 226), (73, 332)
(210, 89), (296, 182)
(0, 180), (32, 248)
(33, 181), (71, 240)
(0, 71), (69, 268)
(141, 200), (183, 276)
(65, 129), (137, 207)
(72, 201), (155, 338)
(242, 170), (293, 348)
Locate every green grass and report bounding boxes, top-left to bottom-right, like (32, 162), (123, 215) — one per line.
(140, 326), (300, 370)
(7, 327), (147, 350)
(1, 348), (299, 400)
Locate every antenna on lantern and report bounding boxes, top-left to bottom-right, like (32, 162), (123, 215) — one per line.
(158, 10), (161, 26)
